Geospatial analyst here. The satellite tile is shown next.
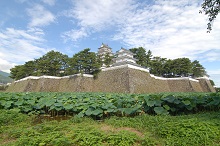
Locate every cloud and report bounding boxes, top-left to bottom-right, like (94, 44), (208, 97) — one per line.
(62, 0), (137, 42)
(62, 28), (88, 42)
(110, 0), (220, 61)
(64, 0), (220, 63)
(63, 0), (220, 87)
(27, 4), (55, 27)
(41, 0), (56, 6)
(0, 59), (16, 73)
(70, 0), (136, 28)
(0, 28), (49, 72)
(199, 49), (220, 62)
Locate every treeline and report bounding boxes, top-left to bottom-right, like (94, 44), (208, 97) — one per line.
(10, 49), (102, 80)
(10, 47), (207, 80)
(130, 47), (207, 78)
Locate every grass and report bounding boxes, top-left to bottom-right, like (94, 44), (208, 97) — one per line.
(0, 109), (220, 146)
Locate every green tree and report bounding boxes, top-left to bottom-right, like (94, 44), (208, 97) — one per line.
(210, 79), (215, 86)
(24, 60), (38, 76)
(191, 60), (206, 77)
(201, 0), (220, 32)
(146, 50), (153, 67)
(150, 56), (167, 76)
(162, 59), (173, 77)
(171, 58), (192, 77)
(69, 48), (101, 75)
(10, 60), (38, 80)
(10, 65), (26, 80)
(36, 50), (69, 76)
(129, 47), (151, 68)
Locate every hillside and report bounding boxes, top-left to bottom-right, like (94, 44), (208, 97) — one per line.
(0, 71), (13, 84)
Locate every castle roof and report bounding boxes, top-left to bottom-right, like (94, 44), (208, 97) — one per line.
(116, 47), (134, 55)
(98, 43), (112, 50)
(114, 56), (138, 61)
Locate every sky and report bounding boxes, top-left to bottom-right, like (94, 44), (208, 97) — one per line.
(0, 0), (220, 87)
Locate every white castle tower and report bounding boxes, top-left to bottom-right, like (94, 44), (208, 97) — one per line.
(97, 43), (113, 68)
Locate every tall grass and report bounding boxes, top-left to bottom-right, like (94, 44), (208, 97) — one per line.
(0, 109), (220, 146)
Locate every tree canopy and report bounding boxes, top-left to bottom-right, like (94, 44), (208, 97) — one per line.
(201, 0), (220, 32)
(130, 47), (207, 78)
(10, 49), (101, 80)
(10, 47), (207, 81)
(68, 48), (101, 74)
(35, 50), (69, 76)
(129, 47), (151, 68)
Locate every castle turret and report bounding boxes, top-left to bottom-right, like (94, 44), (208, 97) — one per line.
(112, 47), (138, 66)
(97, 43), (113, 56)
(97, 43), (113, 68)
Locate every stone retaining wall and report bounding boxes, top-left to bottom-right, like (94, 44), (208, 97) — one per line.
(7, 65), (215, 93)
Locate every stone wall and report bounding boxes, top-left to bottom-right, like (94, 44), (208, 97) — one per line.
(128, 69), (170, 93)
(189, 80), (203, 92)
(198, 78), (216, 92)
(93, 68), (130, 93)
(6, 65), (216, 93)
(58, 76), (94, 92)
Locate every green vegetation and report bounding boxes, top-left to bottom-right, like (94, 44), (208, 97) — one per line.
(0, 109), (220, 146)
(201, 0), (220, 32)
(10, 47), (209, 82)
(0, 92), (220, 118)
(10, 49), (102, 80)
(0, 92), (220, 145)
(130, 47), (207, 78)
(69, 48), (101, 75)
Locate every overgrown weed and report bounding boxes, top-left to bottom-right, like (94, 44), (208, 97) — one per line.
(0, 109), (220, 145)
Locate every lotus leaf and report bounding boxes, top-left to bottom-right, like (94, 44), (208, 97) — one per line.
(174, 99), (181, 104)
(26, 100), (35, 105)
(22, 106), (32, 113)
(45, 99), (56, 107)
(14, 100), (24, 106)
(182, 100), (191, 106)
(0, 100), (6, 106)
(155, 100), (163, 106)
(85, 108), (93, 116)
(186, 105), (193, 110)
(162, 95), (175, 103)
(77, 111), (85, 118)
(4, 101), (13, 109)
(63, 104), (73, 110)
(54, 106), (63, 111)
(106, 108), (115, 113)
(143, 106), (150, 112)
(154, 107), (169, 115)
(92, 108), (103, 116)
(147, 101), (155, 107)
(163, 105), (170, 110)
(170, 107), (176, 112)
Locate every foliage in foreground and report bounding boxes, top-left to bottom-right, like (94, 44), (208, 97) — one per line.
(201, 0), (220, 32)
(0, 109), (220, 146)
(0, 92), (220, 118)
